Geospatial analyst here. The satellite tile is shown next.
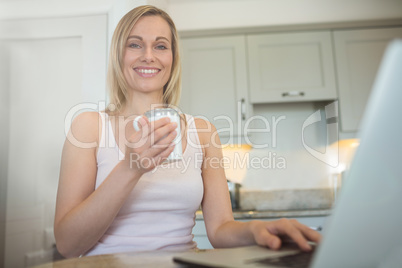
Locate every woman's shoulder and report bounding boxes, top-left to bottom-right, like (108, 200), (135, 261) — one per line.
(190, 116), (219, 147)
(71, 111), (102, 129)
(67, 111), (102, 148)
(192, 116), (216, 131)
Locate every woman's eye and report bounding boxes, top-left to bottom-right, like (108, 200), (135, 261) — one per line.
(128, 43), (141, 48)
(156, 45), (168, 50)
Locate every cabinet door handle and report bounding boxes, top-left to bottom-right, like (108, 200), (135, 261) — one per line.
(309, 226), (323, 231)
(282, 91), (305, 97)
(240, 98), (246, 121)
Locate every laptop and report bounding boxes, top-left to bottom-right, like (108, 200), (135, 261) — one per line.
(173, 39), (402, 268)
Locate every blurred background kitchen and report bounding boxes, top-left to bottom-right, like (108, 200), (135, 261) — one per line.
(1, 0), (401, 267)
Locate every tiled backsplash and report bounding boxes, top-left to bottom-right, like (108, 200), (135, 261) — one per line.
(240, 149), (334, 190)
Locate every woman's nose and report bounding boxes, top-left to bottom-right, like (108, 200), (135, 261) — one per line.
(141, 47), (155, 63)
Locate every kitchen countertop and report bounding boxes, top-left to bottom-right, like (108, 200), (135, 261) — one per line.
(196, 208), (331, 220)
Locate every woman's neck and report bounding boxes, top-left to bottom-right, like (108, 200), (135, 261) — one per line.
(121, 90), (164, 117)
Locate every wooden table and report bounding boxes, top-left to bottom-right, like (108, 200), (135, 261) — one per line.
(33, 250), (189, 268)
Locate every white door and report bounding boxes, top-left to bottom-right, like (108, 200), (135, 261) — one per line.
(0, 15), (107, 268)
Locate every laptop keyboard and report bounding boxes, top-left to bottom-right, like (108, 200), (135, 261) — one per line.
(252, 249), (315, 268)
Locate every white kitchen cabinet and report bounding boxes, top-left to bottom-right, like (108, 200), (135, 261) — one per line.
(333, 27), (402, 132)
(180, 35), (250, 141)
(193, 215), (327, 249)
(247, 31), (337, 103)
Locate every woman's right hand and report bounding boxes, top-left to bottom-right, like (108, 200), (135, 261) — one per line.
(124, 116), (177, 175)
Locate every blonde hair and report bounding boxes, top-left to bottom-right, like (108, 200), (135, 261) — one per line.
(107, 5), (182, 114)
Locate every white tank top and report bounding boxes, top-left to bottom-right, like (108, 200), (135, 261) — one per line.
(85, 113), (204, 256)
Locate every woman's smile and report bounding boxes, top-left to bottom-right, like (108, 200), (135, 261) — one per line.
(134, 67), (161, 77)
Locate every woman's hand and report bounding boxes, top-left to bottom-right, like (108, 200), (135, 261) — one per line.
(125, 116), (178, 175)
(249, 219), (322, 251)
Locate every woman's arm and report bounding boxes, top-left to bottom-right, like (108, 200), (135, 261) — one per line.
(54, 113), (177, 258)
(195, 119), (321, 251)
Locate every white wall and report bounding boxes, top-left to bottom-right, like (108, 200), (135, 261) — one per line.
(2, 0), (401, 31)
(4, 37), (83, 268)
(168, 0), (402, 32)
(0, 40), (10, 268)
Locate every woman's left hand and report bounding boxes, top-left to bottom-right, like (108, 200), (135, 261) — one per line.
(249, 219), (322, 251)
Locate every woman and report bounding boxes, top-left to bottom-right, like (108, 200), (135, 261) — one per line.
(54, 5), (320, 258)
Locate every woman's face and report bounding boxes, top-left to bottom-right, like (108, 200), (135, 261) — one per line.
(123, 15), (173, 96)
